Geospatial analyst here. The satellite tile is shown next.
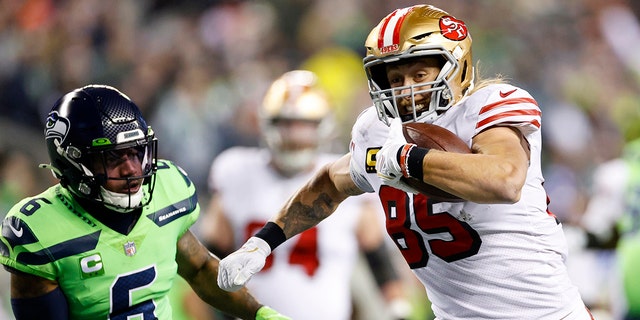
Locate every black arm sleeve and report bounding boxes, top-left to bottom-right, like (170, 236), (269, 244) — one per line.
(11, 287), (69, 320)
(364, 242), (400, 287)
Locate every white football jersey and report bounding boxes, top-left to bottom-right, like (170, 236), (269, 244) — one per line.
(349, 84), (587, 319)
(210, 148), (371, 320)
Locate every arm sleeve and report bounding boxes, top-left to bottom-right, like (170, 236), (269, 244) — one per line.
(11, 287), (69, 320)
(363, 242), (400, 287)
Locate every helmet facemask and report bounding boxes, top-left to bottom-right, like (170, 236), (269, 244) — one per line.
(42, 85), (158, 213)
(363, 5), (474, 126)
(47, 127), (158, 213)
(262, 118), (328, 176)
(366, 46), (464, 126)
(87, 137), (158, 212)
(259, 70), (334, 176)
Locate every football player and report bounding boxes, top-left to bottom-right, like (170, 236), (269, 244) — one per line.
(580, 136), (640, 318)
(200, 70), (411, 320)
(0, 85), (289, 319)
(217, 5), (593, 319)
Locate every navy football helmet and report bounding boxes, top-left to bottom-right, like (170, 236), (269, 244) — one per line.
(42, 85), (157, 212)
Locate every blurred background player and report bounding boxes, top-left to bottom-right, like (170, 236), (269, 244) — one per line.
(198, 70), (411, 320)
(579, 135), (640, 319)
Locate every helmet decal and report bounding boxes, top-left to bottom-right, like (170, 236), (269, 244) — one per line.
(45, 111), (70, 144)
(92, 138), (112, 146)
(364, 5), (474, 125)
(42, 84), (158, 212)
(116, 129), (145, 144)
(439, 16), (468, 41)
(377, 6), (415, 54)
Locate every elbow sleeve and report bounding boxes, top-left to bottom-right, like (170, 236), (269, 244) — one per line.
(11, 287), (69, 320)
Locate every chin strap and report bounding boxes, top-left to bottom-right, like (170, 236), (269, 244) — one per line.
(38, 163), (62, 178)
(100, 186), (144, 212)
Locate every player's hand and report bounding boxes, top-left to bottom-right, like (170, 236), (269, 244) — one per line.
(255, 305), (292, 320)
(217, 237), (271, 292)
(376, 118), (419, 194)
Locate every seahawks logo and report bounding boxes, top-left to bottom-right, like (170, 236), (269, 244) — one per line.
(44, 111), (70, 143)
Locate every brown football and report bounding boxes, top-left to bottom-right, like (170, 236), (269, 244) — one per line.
(401, 122), (471, 202)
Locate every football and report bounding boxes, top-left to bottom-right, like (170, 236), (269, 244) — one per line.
(401, 122), (471, 202)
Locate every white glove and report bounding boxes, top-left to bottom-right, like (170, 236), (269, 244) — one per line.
(217, 237), (271, 292)
(375, 118), (419, 194)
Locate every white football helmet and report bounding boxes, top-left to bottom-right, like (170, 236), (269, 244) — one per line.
(260, 70), (334, 176)
(363, 5), (474, 125)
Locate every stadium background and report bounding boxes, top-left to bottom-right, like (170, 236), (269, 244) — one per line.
(1, 0), (639, 319)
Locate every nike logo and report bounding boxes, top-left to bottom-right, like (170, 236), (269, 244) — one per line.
(499, 89), (517, 98)
(9, 224), (23, 237)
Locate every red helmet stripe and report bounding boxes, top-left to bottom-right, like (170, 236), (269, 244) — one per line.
(393, 7), (414, 45)
(378, 9), (399, 49)
(377, 7), (415, 51)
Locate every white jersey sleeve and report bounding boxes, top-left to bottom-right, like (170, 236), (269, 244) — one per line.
(349, 107), (390, 194)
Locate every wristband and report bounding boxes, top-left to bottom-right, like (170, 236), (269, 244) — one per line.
(396, 144), (429, 179)
(395, 144), (415, 178)
(254, 222), (287, 251)
(407, 145), (430, 179)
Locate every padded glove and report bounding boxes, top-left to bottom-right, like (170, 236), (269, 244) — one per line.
(375, 118), (419, 194)
(217, 237), (271, 292)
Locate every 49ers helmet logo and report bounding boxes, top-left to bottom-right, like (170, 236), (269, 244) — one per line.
(440, 16), (468, 41)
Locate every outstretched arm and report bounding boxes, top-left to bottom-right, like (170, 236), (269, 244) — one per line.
(273, 153), (362, 238)
(176, 230), (287, 320)
(217, 153), (363, 291)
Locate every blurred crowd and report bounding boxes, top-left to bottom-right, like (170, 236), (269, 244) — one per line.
(1, 0), (639, 319)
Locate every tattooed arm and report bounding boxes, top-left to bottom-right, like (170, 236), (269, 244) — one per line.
(274, 153), (364, 238)
(216, 153), (364, 293)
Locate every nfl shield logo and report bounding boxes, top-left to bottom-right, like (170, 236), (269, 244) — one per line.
(124, 241), (137, 256)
